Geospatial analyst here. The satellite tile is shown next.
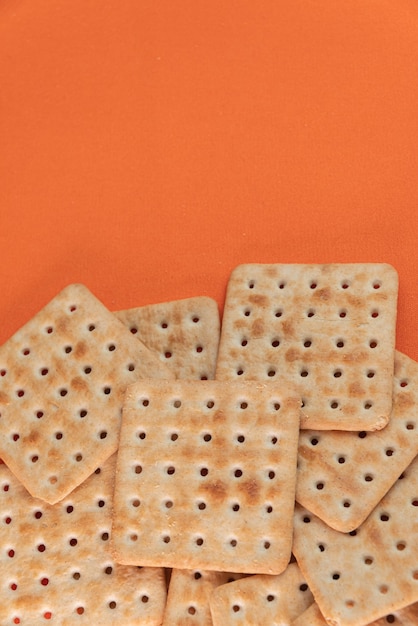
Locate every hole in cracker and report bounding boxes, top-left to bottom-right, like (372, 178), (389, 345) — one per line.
(196, 345), (203, 353)
(332, 572), (340, 580)
(240, 401), (248, 409)
(267, 594), (276, 602)
(241, 338), (248, 347)
(173, 400), (181, 408)
(337, 456), (346, 464)
(40, 577), (49, 586)
(103, 387), (111, 395)
(307, 309), (315, 317)
(101, 532), (109, 541)
(341, 281), (350, 289)
(134, 465), (142, 474)
(412, 570), (418, 580)
(194, 572), (202, 580)
(271, 338), (280, 347)
(271, 436), (278, 445)
(339, 309), (347, 318)
(385, 448), (395, 457)
(267, 369), (276, 377)
(396, 541), (406, 551)
(76, 607), (84, 615)
(131, 498), (141, 508)
(59, 388), (68, 397)
(104, 566), (113, 575)
(202, 433), (212, 442)
(195, 537), (204, 546)
(303, 339), (312, 348)
(300, 369), (309, 377)
(274, 308), (283, 318)
(22, 348), (30, 356)
(248, 280), (255, 289)
(137, 431), (146, 440)
(303, 515), (311, 523)
(371, 309), (379, 318)
(170, 432), (179, 441)
(166, 466), (176, 475)
(108, 601), (117, 609)
(318, 543), (325, 552)
(379, 585), (389, 594)
(230, 539), (237, 547)
(232, 605), (241, 613)
(188, 606), (196, 615)
(108, 344), (116, 352)
(165, 500), (173, 509)
(266, 505), (273, 513)
(364, 556), (374, 565)
(97, 499), (105, 508)
(206, 400), (215, 409)
(37, 543), (46, 552)
(162, 535), (171, 544)
(64, 345), (72, 354)
(358, 431), (367, 439)
(268, 470), (275, 480)
(278, 280), (286, 289)
(0, 369), (6, 376)
(31, 455), (39, 463)
(75, 454), (83, 462)
(373, 280), (381, 289)
(130, 326), (138, 334)
(369, 340), (378, 349)
(40, 368), (49, 376)
(69, 538), (78, 546)
(236, 368), (244, 376)
(411, 499), (418, 507)
(12, 433), (20, 442)
(200, 467), (209, 477)
(380, 513), (390, 522)
(386, 616), (395, 623)
(336, 339), (345, 348)
(330, 401), (339, 409)
(364, 401), (373, 410)
(400, 379), (409, 388)
(165, 351), (172, 359)
(232, 503), (240, 512)
(234, 469), (243, 478)
(16, 389), (25, 398)
(333, 369), (342, 378)
(34, 510), (43, 519)
(343, 500), (351, 508)
(244, 308), (251, 317)
(299, 583), (309, 592)
(79, 409), (87, 418)
(364, 474), (374, 482)
(84, 366), (92, 374)
(310, 281), (317, 289)
(130, 534), (138, 541)
(316, 482), (324, 490)
(310, 437), (319, 446)
(264, 540), (271, 549)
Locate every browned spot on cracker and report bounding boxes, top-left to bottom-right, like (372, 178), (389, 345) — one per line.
(248, 294), (268, 307)
(71, 376), (89, 393)
(342, 350), (368, 363)
(74, 341), (87, 358)
(0, 391), (10, 404)
(201, 479), (227, 501)
(239, 478), (260, 504)
(251, 318), (265, 336)
(234, 319), (246, 331)
(285, 348), (301, 363)
(213, 409), (226, 423)
(395, 392), (414, 411)
(56, 316), (69, 333)
(348, 382), (365, 397)
(313, 287), (331, 302)
(26, 430), (40, 445)
(282, 320), (295, 338)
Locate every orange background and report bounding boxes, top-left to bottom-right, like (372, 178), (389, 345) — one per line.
(1, 0), (417, 358)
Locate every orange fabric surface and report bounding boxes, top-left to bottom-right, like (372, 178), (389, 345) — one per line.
(1, 1), (418, 358)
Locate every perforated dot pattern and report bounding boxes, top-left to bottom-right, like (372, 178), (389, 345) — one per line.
(114, 296), (221, 381)
(216, 264), (398, 431)
(111, 380), (301, 574)
(0, 284), (173, 504)
(293, 453), (418, 626)
(0, 454), (167, 624)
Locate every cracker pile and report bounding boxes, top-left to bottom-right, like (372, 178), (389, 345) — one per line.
(0, 264), (417, 626)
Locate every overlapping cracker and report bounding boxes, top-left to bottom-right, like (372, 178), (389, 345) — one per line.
(114, 296), (220, 380)
(296, 350), (418, 532)
(0, 454), (167, 625)
(0, 284), (173, 504)
(162, 569), (246, 625)
(216, 263), (398, 430)
(292, 601), (418, 626)
(111, 380), (301, 574)
(209, 562), (313, 625)
(292, 454), (418, 626)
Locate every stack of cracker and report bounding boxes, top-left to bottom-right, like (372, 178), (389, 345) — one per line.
(0, 264), (417, 626)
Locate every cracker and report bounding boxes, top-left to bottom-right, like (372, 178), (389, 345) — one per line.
(209, 562), (313, 625)
(216, 263), (398, 430)
(111, 380), (301, 574)
(114, 296), (220, 380)
(0, 284), (173, 504)
(162, 569), (246, 625)
(296, 350), (418, 532)
(292, 454), (418, 626)
(292, 601), (418, 626)
(0, 454), (167, 625)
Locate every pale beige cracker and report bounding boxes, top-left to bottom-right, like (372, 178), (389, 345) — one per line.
(111, 380), (301, 574)
(0, 284), (173, 504)
(209, 561), (313, 625)
(0, 454), (167, 625)
(292, 601), (418, 626)
(216, 263), (398, 430)
(114, 296), (220, 380)
(162, 568), (246, 625)
(292, 454), (418, 626)
(296, 350), (418, 532)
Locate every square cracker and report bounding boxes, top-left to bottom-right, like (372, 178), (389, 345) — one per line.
(111, 380), (301, 574)
(0, 284), (173, 504)
(292, 454), (418, 626)
(292, 601), (418, 626)
(209, 562), (313, 625)
(0, 454), (167, 625)
(296, 350), (418, 532)
(114, 296), (220, 380)
(162, 569), (246, 626)
(216, 263), (398, 430)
